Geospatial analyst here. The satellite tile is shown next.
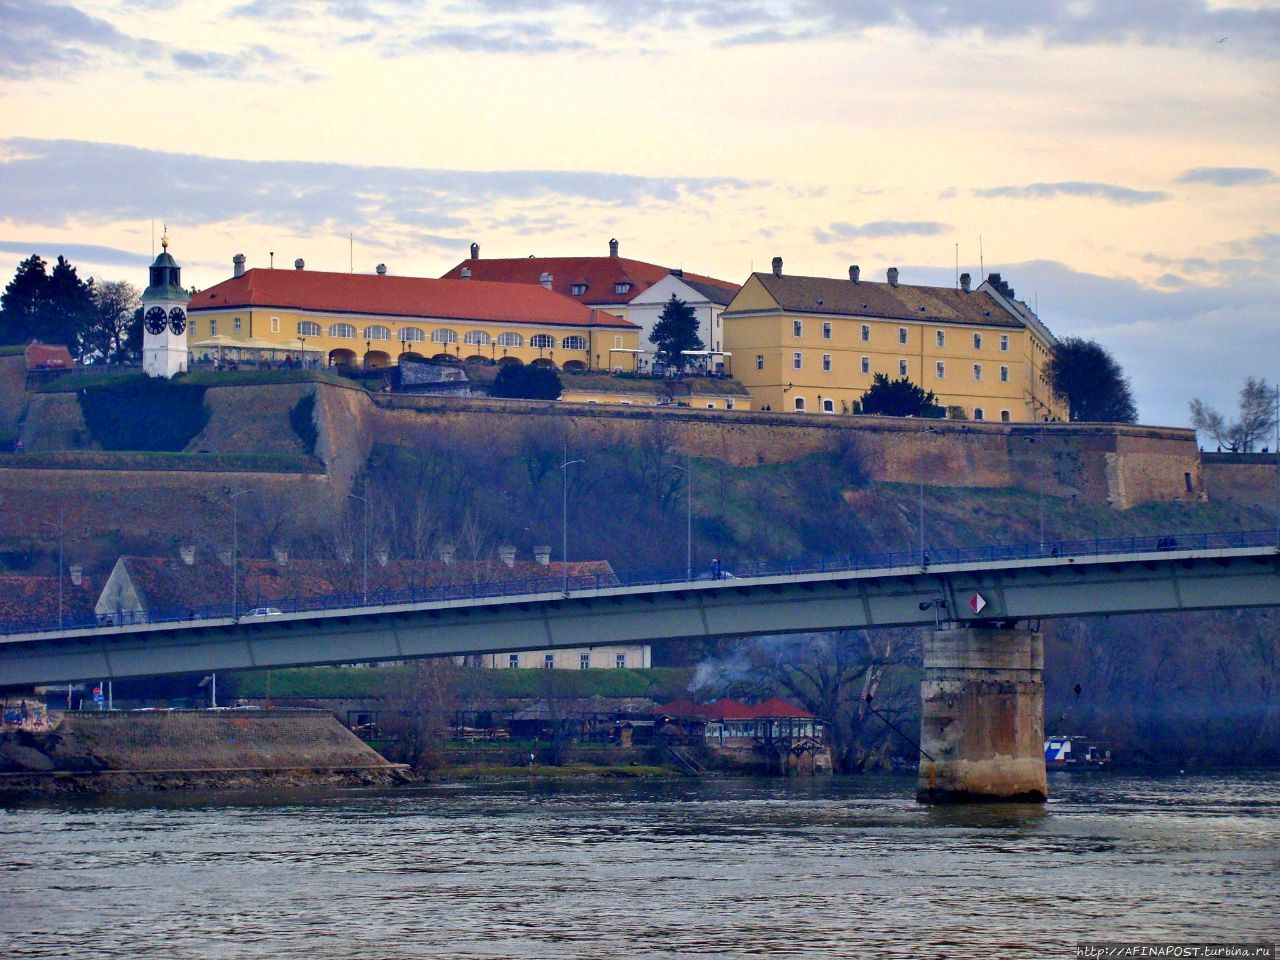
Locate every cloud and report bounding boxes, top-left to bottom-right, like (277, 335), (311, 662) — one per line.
(0, 240), (148, 269)
(813, 220), (949, 244)
(0, 138), (757, 244)
(396, 22), (590, 55)
(1176, 166), (1277, 187)
(974, 182), (1170, 206)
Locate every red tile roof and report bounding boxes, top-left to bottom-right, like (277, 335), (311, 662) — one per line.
(0, 575), (96, 626)
(440, 256), (739, 307)
(189, 269), (637, 330)
(24, 342), (74, 370)
(655, 697), (816, 721)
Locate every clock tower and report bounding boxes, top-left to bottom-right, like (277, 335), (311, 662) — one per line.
(141, 231), (190, 378)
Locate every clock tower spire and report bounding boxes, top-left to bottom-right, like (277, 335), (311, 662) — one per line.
(141, 228), (191, 378)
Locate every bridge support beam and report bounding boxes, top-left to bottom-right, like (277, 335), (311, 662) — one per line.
(917, 625), (1047, 804)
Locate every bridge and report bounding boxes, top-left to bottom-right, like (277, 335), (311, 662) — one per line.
(3, 528), (1278, 804)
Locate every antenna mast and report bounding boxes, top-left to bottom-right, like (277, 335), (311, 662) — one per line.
(349, 233), (353, 273)
(979, 235), (984, 280)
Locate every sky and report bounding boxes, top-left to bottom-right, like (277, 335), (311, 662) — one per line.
(1, 0), (1277, 429)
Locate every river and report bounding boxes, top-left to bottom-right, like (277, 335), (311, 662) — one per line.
(2, 771), (1277, 959)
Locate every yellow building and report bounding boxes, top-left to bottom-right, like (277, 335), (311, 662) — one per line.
(722, 260), (1065, 422)
(187, 259), (641, 371)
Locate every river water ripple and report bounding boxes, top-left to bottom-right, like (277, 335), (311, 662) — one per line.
(2, 772), (1278, 959)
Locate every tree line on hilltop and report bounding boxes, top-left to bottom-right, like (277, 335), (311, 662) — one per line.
(0, 254), (143, 364)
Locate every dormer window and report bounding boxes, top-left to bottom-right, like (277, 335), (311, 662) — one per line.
(570, 283), (587, 296)
(614, 282), (631, 295)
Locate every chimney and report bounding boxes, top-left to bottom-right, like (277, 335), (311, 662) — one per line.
(609, 238), (619, 258)
(534, 545), (551, 567)
(539, 272), (553, 290)
(437, 543), (455, 566)
(671, 268), (683, 278)
(294, 258), (305, 271)
(887, 267), (899, 287)
(376, 263), (387, 276)
(233, 254), (246, 278)
(217, 549), (233, 567)
(179, 543), (196, 566)
(69, 564), (83, 586)
(849, 265), (860, 283)
(771, 256), (783, 278)
(499, 544), (517, 568)
(469, 242), (480, 260)
(374, 547), (389, 567)
(271, 545), (289, 566)
(959, 272), (971, 293)
(460, 266), (471, 280)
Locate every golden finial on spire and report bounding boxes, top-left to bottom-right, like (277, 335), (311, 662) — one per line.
(161, 225), (169, 251)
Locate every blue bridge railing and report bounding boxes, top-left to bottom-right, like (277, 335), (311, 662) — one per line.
(2, 528), (1277, 639)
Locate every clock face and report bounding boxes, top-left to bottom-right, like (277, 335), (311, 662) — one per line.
(144, 306), (168, 336)
(168, 307), (186, 335)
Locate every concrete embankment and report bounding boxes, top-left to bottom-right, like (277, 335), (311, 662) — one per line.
(0, 708), (406, 795)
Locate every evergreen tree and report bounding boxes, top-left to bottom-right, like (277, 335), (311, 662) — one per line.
(44, 256), (95, 355)
(0, 255), (49, 345)
(649, 294), (704, 373)
(489, 364), (562, 400)
(1048, 337), (1137, 423)
(855, 374), (945, 418)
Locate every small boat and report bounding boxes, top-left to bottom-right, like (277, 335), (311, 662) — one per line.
(1044, 735), (1111, 769)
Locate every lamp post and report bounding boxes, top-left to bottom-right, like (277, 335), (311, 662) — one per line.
(40, 510), (65, 629)
(918, 426), (942, 566)
(559, 455), (585, 593)
(230, 489), (254, 619)
(347, 490), (370, 604)
(1025, 423), (1047, 550)
(299, 335), (306, 368)
(673, 453), (693, 580)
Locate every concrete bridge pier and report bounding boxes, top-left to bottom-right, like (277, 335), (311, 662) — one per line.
(917, 625), (1047, 804)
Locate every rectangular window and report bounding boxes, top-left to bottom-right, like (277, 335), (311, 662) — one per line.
(973, 363), (982, 381)
(822, 321), (832, 340)
(936, 330), (945, 348)
(973, 332), (983, 350)
(756, 355), (764, 371)
(1000, 365), (1009, 383)
(706, 403), (715, 409)
(189, 320), (197, 338)
(210, 319), (217, 336)
(579, 653), (590, 670)
(234, 317), (242, 333)
(1000, 334), (1009, 352)
(614, 336), (623, 348)
(974, 408), (985, 421)
(270, 316), (280, 333)
(898, 327), (908, 345)
(615, 653), (626, 669)
(543, 653), (555, 669)
(793, 319), (803, 338)
(860, 356), (870, 375)
(725, 399), (734, 410)
(861, 324), (870, 342)
(793, 352), (803, 370)
(508, 654), (519, 668)
(822, 354), (832, 372)
(936, 361), (945, 379)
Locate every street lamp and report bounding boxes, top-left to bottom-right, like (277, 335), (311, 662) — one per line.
(918, 426), (942, 567)
(299, 335), (306, 368)
(40, 509), (65, 629)
(1025, 422), (1047, 550)
(230, 489), (255, 619)
(348, 490), (370, 604)
(559, 455), (585, 593)
(673, 453), (693, 580)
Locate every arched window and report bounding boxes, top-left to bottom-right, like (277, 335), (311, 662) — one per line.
(329, 323), (356, 339)
(794, 396), (806, 412)
(298, 320), (322, 337)
(363, 325), (391, 340)
(561, 335), (587, 350)
(974, 407), (985, 421)
(496, 332), (523, 347)
(464, 330), (491, 346)
(431, 328), (458, 344)
(822, 398), (835, 413)
(1000, 410), (1011, 422)
(399, 327), (425, 342)
(531, 333), (555, 349)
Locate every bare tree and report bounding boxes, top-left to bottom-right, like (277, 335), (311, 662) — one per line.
(82, 279), (140, 364)
(381, 658), (460, 771)
(1190, 377), (1278, 452)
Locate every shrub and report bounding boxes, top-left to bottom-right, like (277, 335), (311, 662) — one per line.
(290, 391), (318, 455)
(75, 375), (210, 451)
(489, 364), (562, 400)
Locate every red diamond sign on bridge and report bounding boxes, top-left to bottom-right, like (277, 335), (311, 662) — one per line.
(969, 592), (987, 615)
